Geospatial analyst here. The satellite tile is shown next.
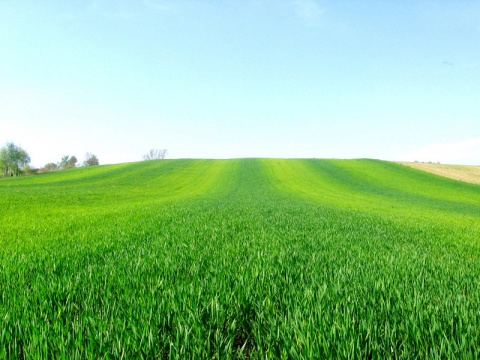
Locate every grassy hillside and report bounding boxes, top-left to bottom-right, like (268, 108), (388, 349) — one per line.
(399, 162), (480, 185)
(266, 159), (480, 226)
(1, 159), (480, 358)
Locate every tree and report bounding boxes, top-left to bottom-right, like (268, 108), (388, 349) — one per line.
(143, 148), (167, 160)
(59, 155), (69, 169)
(59, 155), (78, 169)
(43, 163), (58, 172)
(0, 142), (31, 177)
(83, 152), (99, 166)
(23, 165), (38, 175)
(67, 156), (78, 168)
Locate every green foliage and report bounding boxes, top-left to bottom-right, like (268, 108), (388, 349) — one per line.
(41, 156), (78, 173)
(1, 159), (480, 358)
(59, 155), (78, 169)
(83, 152), (99, 166)
(67, 155), (78, 168)
(42, 162), (58, 172)
(0, 142), (31, 177)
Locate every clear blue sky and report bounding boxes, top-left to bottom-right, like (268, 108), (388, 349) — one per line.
(1, 0), (479, 166)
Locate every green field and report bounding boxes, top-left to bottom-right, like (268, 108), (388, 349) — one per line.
(1, 159), (480, 359)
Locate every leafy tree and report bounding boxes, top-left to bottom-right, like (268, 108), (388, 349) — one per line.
(83, 153), (99, 166)
(23, 165), (38, 175)
(59, 155), (78, 169)
(67, 156), (78, 168)
(0, 142), (31, 177)
(43, 163), (58, 172)
(143, 149), (167, 160)
(59, 155), (69, 169)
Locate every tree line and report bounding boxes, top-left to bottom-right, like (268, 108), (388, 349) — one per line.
(0, 142), (167, 178)
(0, 142), (31, 177)
(0, 142), (100, 178)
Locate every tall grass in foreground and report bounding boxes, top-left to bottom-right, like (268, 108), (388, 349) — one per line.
(1, 159), (480, 358)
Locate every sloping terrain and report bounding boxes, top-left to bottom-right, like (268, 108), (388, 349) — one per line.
(1, 159), (480, 358)
(399, 161), (480, 185)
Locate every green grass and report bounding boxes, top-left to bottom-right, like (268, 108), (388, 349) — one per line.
(1, 159), (480, 358)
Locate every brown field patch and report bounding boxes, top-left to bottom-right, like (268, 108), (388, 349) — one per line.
(398, 162), (480, 185)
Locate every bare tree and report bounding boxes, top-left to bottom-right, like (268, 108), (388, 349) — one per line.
(143, 149), (167, 160)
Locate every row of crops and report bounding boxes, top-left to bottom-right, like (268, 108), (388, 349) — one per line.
(1, 159), (480, 358)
